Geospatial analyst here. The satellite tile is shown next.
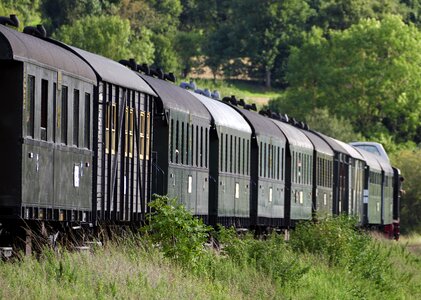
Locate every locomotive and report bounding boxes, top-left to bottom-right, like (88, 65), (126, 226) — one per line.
(0, 17), (402, 252)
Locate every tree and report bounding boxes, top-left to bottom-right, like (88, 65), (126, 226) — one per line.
(275, 15), (421, 144)
(303, 108), (363, 143)
(53, 15), (154, 63)
(307, 0), (408, 31)
(0, 0), (42, 28)
(227, 0), (314, 88)
(392, 148), (421, 233)
(40, 0), (113, 34)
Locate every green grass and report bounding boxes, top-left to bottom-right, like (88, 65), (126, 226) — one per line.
(1, 234), (420, 300)
(178, 78), (283, 108)
(1, 202), (421, 300)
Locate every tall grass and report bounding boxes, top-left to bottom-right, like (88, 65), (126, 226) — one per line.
(1, 197), (420, 299)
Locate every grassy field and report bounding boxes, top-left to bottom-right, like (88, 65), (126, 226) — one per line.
(178, 78), (282, 108)
(1, 232), (420, 299)
(1, 199), (420, 300)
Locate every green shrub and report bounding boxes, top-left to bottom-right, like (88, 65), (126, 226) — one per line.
(142, 195), (211, 270)
(290, 216), (394, 288)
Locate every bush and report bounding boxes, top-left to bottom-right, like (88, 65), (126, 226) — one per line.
(290, 216), (393, 288)
(142, 195), (211, 269)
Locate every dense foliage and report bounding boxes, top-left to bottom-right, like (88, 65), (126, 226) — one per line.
(1, 0), (421, 232)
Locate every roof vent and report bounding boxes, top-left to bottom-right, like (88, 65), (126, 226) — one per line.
(119, 58), (137, 70)
(164, 72), (176, 83)
(137, 63), (150, 75)
(244, 103), (257, 111)
(229, 95), (238, 106)
(288, 117), (298, 126)
(0, 15), (19, 28)
(194, 88), (211, 97)
(272, 112), (281, 120)
(23, 24), (47, 38)
(150, 68), (164, 80)
(180, 80), (197, 90)
(283, 114), (289, 123)
(238, 99), (245, 107)
(222, 96), (230, 102)
(304, 123), (309, 130)
(211, 90), (220, 100)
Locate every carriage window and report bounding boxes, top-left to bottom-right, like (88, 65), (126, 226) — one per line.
(73, 89), (80, 147)
(84, 93), (91, 149)
(238, 137), (241, 174)
(53, 83), (57, 143)
(230, 135), (233, 173)
(146, 112), (151, 160)
(277, 147), (280, 180)
(220, 133), (224, 172)
(225, 134), (228, 172)
(259, 142), (263, 177)
(111, 103), (116, 154)
(41, 79), (48, 141)
(242, 139), (245, 175)
(125, 108), (129, 157)
(234, 137), (237, 174)
(176, 120), (179, 163)
(105, 103), (110, 154)
(246, 140), (249, 176)
(265, 143), (268, 178)
(200, 127), (203, 167)
(129, 109), (134, 157)
(139, 110), (146, 159)
(61, 86), (68, 144)
(169, 118), (173, 162)
(196, 125), (199, 167)
(205, 128), (208, 168)
(181, 122), (185, 164)
(191, 124), (194, 165)
(186, 124), (190, 165)
(281, 148), (284, 180)
(26, 75), (35, 138)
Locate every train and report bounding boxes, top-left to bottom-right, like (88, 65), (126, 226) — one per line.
(0, 16), (403, 253)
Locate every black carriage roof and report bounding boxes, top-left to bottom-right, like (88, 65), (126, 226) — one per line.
(272, 120), (313, 150)
(139, 74), (211, 119)
(354, 148), (382, 171)
(375, 157), (394, 174)
(238, 109), (286, 140)
(188, 91), (252, 133)
(0, 25), (96, 82)
(313, 131), (350, 155)
(334, 139), (365, 161)
(68, 46), (156, 95)
(300, 130), (334, 156)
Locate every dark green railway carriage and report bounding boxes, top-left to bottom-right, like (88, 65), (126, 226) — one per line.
(188, 91), (252, 227)
(376, 157), (394, 227)
(354, 149), (382, 226)
(141, 76), (212, 221)
(0, 25), (96, 222)
(314, 132), (352, 216)
(272, 120), (314, 224)
(335, 140), (365, 222)
(300, 130), (334, 217)
(61, 47), (158, 223)
(234, 109), (287, 227)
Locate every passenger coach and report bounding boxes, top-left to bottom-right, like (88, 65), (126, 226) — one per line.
(139, 74), (212, 222)
(0, 24), (96, 223)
